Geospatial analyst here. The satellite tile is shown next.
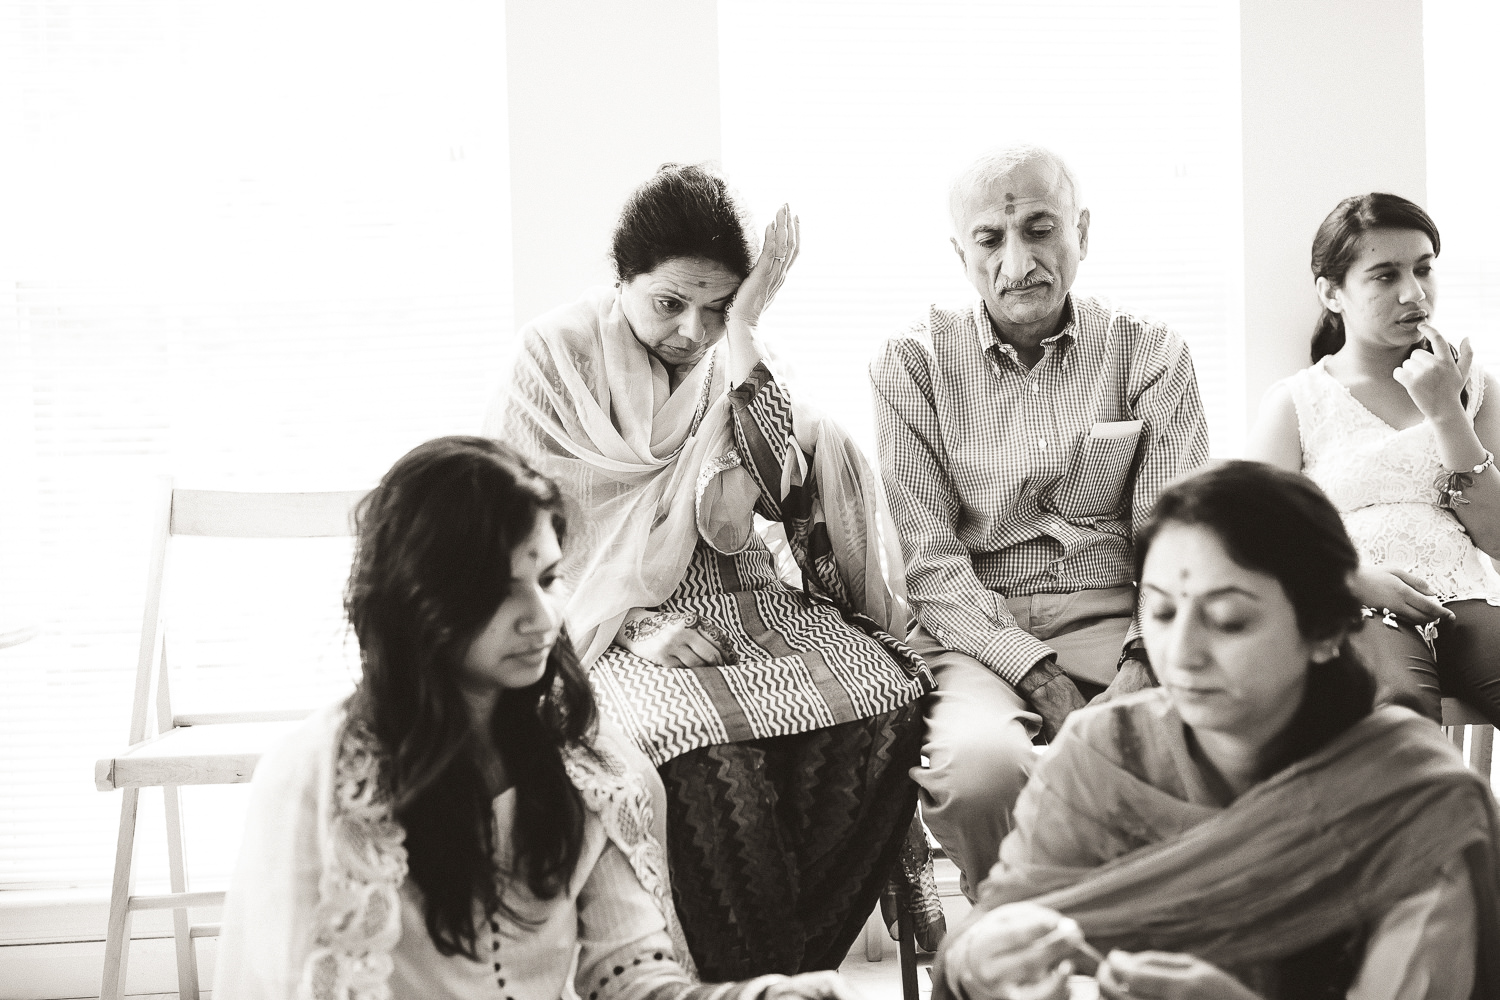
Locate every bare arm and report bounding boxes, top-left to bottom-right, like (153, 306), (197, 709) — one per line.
(1438, 368), (1500, 556)
(1245, 381), (1303, 472)
(1397, 329), (1500, 555)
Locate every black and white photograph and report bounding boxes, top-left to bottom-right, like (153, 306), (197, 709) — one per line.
(2, 1), (1498, 998)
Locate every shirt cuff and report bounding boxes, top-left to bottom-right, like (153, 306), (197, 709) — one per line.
(974, 628), (1057, 687)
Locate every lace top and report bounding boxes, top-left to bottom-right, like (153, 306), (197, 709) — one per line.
(1284, 359), (1499, 602)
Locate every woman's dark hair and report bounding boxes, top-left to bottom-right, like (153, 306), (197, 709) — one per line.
(344, 435), (596, 959)
(1135, 461), (1375, 764)
(1310, 192), (1441, 362)
(611, 162), (755, 282)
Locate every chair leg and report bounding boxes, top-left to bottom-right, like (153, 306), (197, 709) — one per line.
(1449, 723), (1466, 752)
(101, 787), (141, 1000)
(1472, 725), (1494, 777)
(164, 785), (200, 1000)
(897, 902), (919, 1000)
(863, 903), (885, 962)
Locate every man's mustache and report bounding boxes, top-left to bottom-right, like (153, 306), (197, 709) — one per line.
(999, 271), (1054, 291)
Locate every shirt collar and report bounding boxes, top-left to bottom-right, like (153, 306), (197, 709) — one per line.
(973, 295), (1078, 363)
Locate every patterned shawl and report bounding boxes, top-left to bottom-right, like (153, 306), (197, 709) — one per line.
(296, 710), (692, 1000)
(490, 286), (910, 664)
(932, 693), (1500, 999)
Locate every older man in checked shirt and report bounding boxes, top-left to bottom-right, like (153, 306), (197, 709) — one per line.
(870, 145), (1209, 900)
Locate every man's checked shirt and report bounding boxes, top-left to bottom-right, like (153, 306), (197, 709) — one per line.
(870, 294), (1209, 686)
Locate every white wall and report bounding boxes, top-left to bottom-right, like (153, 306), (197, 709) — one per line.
(506, 0), (1433, 440)
(1239, 0), (1427, 430)
(505, 0), (723, 331)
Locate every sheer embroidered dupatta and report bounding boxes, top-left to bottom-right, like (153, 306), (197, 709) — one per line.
(493, 286), (911, 664)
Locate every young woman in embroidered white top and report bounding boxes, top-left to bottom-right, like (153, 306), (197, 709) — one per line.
(1248, 193), (1500, 727)
(213, 436), (860, 1000)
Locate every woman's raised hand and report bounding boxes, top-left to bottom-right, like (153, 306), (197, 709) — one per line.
(727, 204), (800, 330)
(1396, 325), (1474, 422)
(615, 609), (737, 668)
(1097, 950), (1262, 1000)
(944, 902), (1082, 1000)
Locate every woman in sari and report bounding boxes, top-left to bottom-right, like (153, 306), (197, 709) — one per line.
(214, 436), (858, 1000)
(490, 164), (934, 978)
(932, 461), (1500, 1000)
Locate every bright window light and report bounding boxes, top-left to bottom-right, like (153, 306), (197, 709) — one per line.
(1, 0), (510, 890)
(1425, 0), (1500, 364)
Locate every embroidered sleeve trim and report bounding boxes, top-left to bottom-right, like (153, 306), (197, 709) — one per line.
(562, 741), (698, 980)
(297, 719), (695, 996)
(300, 715), (407, 1000)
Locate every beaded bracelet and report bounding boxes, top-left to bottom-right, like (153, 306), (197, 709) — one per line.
(1436, 450), (1496, 509)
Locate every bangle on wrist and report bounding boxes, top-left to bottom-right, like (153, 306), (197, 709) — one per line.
(1463, 450), (1496, 476)
(1436, 450), (1495, 509)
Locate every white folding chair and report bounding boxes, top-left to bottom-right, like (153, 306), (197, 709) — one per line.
(93, 481), (367, 1000)
(1442, 696), (1494, 775)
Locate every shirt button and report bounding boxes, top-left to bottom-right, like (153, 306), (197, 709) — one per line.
(1030, 382), (1040, 394)
(1036, 438), (1047, 450)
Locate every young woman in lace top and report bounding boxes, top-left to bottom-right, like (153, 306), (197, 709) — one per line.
(213, 436), (857, 1000)
(1248, 193), (1500, 726)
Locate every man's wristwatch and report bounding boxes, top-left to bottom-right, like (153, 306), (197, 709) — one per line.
(1116, 638), (1155, 681)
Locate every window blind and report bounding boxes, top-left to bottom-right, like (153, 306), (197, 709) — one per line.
(0, 0), (511, 890)
(1424, 1), (1500, 366)
(717, 0), (1244, 455)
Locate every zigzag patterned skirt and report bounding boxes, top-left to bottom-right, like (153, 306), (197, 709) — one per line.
(659, 701), (922, 978)
(590, 536), (930, 978)
(591, 537), (931, 769)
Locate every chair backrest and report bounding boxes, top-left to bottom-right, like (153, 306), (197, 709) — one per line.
(126, 481), (370, 746)
(170, 488), (368, 539)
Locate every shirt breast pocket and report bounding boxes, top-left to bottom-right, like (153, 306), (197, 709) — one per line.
(1050, 420), (1144, 519)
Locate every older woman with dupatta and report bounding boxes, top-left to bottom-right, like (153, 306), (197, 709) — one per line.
(932, 462), (1500, 1000)
(488, 164), (934, 979)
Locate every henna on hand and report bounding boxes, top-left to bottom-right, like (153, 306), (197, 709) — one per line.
(694, 618), (740, 665)
(620, 610), (699, 643)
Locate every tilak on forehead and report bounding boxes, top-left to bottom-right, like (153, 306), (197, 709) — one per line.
(1004, 193), (1016, 216)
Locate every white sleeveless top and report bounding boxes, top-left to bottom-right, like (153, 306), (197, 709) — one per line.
(1284, 358), (1500, 602)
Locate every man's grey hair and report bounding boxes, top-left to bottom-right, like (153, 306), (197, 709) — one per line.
(948, 144), (1085, 233)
